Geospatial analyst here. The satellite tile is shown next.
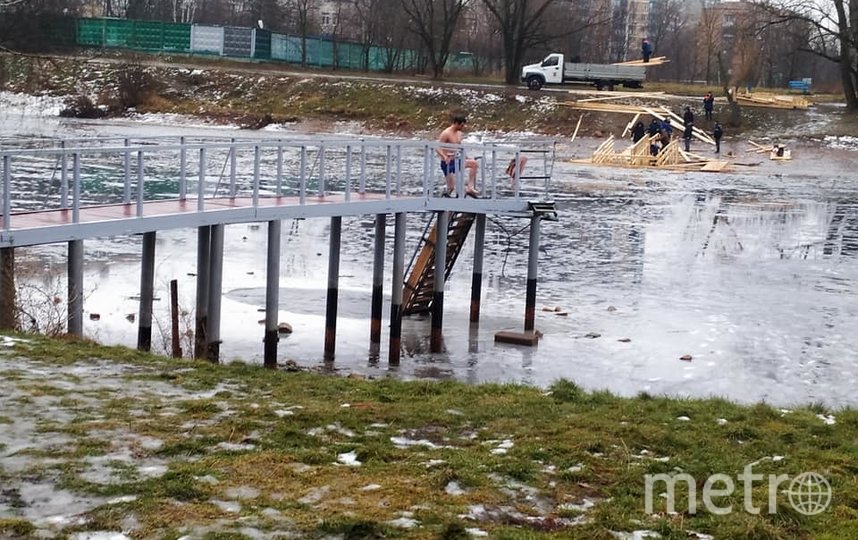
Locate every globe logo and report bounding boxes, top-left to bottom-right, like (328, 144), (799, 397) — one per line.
(787, 472), (831, 516)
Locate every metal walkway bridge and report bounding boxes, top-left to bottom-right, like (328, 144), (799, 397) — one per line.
(0, 135), (557, 365)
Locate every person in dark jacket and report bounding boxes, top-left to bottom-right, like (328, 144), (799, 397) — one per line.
(683, 107), (694, 127)
(642, 39), (653, 63)
(683, 122), (693, 152)
(647, 118), (661, 137)
(632, 121), (646, 142)
(713, 122), (723, 153)
(703, 92), (715, 120)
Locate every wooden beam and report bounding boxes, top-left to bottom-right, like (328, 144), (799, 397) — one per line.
(622, 113), (641, 138)
(570, 115), (584, 144)
(577, 91), (666, 103)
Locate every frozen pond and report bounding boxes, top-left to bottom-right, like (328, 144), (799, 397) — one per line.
(4, 93), (858, 407)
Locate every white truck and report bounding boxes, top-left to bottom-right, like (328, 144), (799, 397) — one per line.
(521, 53), (646, 91)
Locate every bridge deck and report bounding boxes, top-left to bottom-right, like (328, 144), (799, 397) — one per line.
(0, 193), (533, 247)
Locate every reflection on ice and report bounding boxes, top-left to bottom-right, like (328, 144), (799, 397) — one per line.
(5, 108), (858, 408)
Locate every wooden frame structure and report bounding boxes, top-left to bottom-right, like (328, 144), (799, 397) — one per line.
(577, 135), (731, 172)
(561, 101), (717, 146)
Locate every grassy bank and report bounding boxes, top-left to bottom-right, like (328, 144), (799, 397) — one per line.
(0, 53), (579, 136)
(4, 53), (846, 141)
(0, 333), (856, 539)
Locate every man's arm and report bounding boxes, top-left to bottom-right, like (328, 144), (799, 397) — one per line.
(437, 131), (453, 161)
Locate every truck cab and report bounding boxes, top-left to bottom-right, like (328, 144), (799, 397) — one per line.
(521, 53), (564, 90)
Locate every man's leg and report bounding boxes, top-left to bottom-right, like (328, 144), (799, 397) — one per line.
(465, 159), (479, 196)
(509, 156), (528, 188)
(441, 160), (456, 196)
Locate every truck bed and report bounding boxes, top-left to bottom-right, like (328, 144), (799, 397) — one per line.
(563, 63), (645, 82)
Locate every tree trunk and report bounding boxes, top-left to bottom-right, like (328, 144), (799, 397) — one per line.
(835, 0), (858, 109)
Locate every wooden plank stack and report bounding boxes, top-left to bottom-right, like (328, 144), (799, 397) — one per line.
(614, 56), (670, 66)
(736, 92), (810, 110)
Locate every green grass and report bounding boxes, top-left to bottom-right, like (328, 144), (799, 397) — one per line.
(1, 332), (857, 539)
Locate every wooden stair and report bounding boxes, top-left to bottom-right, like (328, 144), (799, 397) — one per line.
(402, 212), (476, 315)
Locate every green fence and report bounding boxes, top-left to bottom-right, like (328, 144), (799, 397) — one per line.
(69, 17), (471, 75)
(77, 18), (190, 52)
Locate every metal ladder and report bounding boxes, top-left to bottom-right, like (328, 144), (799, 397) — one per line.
(402, 212), (476, 315)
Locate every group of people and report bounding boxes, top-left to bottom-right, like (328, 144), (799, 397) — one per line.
(628, 93), (724, 156)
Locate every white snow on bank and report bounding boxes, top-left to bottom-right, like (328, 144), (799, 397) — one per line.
(823, 135), (858, 151)
(125, 111), (238, 129)
(0, 91), (67, 117)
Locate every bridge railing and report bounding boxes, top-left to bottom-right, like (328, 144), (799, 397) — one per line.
(0, 137), (554, 231)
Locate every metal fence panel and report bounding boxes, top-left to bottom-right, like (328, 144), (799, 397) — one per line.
(163, 22), (191, 51)
(39, 15), (77, 48)
(104, 18), (134, 47)
(317, 38), (334, 67)
(77, 18), (104, 46)
(335, 41), (360, 69)
(368, 46), (386, 71)
(253, 28), (271, 59)
(191, 25), (223, 54)
(129, 20), (162, 50)
(272, 34), (305, 63)
(223, 26), (252, 57)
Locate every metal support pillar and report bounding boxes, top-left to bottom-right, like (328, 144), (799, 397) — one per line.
(137, 231), (156, 351)
(0, 248), (15, 330)
(524, 215), (541, 332)
(263, 220), (282, 369)
(389, 213), (405, 365)
(431, 211), (448, 353)
(206, 224), (225, 363)
(194, 226), (211, 358)
(470, 214), (486, 323)
(324, 216), (342, 361)
(370, 214), (386, 345)
(68, 240), (84, 336)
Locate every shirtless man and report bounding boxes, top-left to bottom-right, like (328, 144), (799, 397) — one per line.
(437, 114), (479, 197)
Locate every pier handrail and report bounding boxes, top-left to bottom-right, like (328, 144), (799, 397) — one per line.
(0, 136), (555, 234)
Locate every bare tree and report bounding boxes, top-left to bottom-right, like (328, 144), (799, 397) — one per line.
(751, 0), (858, 109)
(402, 0), (468, 78)
(696, 1), (722, 84)
(354, 0), (381, 70)
(285, 0), (316, 66)
(647, 0), (688, 80)
(456, 2), (503, 76)
(480, 0), (558, 83)
(551, 0), (613, 64)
